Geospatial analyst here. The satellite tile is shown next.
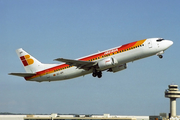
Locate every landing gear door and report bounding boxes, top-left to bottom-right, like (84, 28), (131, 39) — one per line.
(147, 39), (152, 48)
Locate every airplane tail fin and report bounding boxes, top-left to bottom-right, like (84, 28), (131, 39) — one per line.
(16, 48), (45, 73)
(9, 48), (58, 77)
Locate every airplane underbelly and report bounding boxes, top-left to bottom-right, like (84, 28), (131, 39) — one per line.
(49, 67), (91, 81)
(63, 68), (91, 79)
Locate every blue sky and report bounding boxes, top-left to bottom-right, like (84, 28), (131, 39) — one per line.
(1, 0), (180, 115)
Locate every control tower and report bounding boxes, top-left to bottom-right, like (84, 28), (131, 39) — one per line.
(165, 84), (180, 117)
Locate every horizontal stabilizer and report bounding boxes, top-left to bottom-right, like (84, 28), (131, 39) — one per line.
(8, 73), (36, 77)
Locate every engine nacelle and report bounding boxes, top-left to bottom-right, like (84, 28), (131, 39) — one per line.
(108, 63), (127, 73)
(98, 57), (118, 70)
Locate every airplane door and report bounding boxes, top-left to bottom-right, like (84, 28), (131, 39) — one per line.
(148, 39), (152, 48)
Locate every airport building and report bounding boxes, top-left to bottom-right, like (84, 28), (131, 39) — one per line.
(0, 114), (150, 120)
(1, 113), (180, 120)
(24, 114), (147, 120)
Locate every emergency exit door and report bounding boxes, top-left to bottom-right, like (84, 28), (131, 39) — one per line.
(148, 39), (152, 48)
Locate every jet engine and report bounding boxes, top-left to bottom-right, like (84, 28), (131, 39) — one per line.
(98, 57), (118, 70)
(108, 63), (127, 73)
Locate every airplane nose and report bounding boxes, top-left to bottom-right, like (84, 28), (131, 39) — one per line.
(169, 40), (173, 46)
(165, 40), (173, 49)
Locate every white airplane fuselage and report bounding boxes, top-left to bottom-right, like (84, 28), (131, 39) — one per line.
(9, 38), (173, 82)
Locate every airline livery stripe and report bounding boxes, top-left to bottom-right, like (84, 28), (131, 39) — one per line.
(25, 39), (146, 80)
(133, 40), (146, 47)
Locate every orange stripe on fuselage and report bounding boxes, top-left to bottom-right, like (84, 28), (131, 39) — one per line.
(25, 39), (146, 80)
(133, 39), (146, 47)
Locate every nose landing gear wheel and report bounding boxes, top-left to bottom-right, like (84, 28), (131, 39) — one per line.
(158, 55), (163, 59)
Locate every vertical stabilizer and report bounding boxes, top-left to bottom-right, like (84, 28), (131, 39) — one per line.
(16, 48), (44, 73)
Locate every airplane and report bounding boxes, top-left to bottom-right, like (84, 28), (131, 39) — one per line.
(9, 38), (173, 82)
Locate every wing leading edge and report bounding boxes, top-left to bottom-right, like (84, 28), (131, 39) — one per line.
(54, 58), (97, 70)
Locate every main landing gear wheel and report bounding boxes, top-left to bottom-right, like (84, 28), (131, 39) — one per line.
(158, 55), (163, 59)
(92, 70), (102, 78)
(97, 71), (102, 78)
(92, 73), (97, 77)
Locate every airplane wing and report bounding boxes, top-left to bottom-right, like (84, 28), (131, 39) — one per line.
(54, 58), (97, 70)
(8, 73), (36, 77)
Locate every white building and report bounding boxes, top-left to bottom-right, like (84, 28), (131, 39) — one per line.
(0, 114), (149, 120)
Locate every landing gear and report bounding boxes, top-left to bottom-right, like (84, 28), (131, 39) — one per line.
(97, 71), (102, 78)
(92, 70), (102, 78)
(157, 51), (164, 59)
(92, 72), (97, 77)
(158, 55), (163, 59)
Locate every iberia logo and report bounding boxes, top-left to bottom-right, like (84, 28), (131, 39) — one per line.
(20, 55), (34, 66)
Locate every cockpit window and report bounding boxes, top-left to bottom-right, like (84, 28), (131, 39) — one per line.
(156, 38), (164, 42)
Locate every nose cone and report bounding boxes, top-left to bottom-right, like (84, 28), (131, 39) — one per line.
(169, 40), (173, 46)
(164, 40), (173, 50)
(167, 40), (173, 48)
